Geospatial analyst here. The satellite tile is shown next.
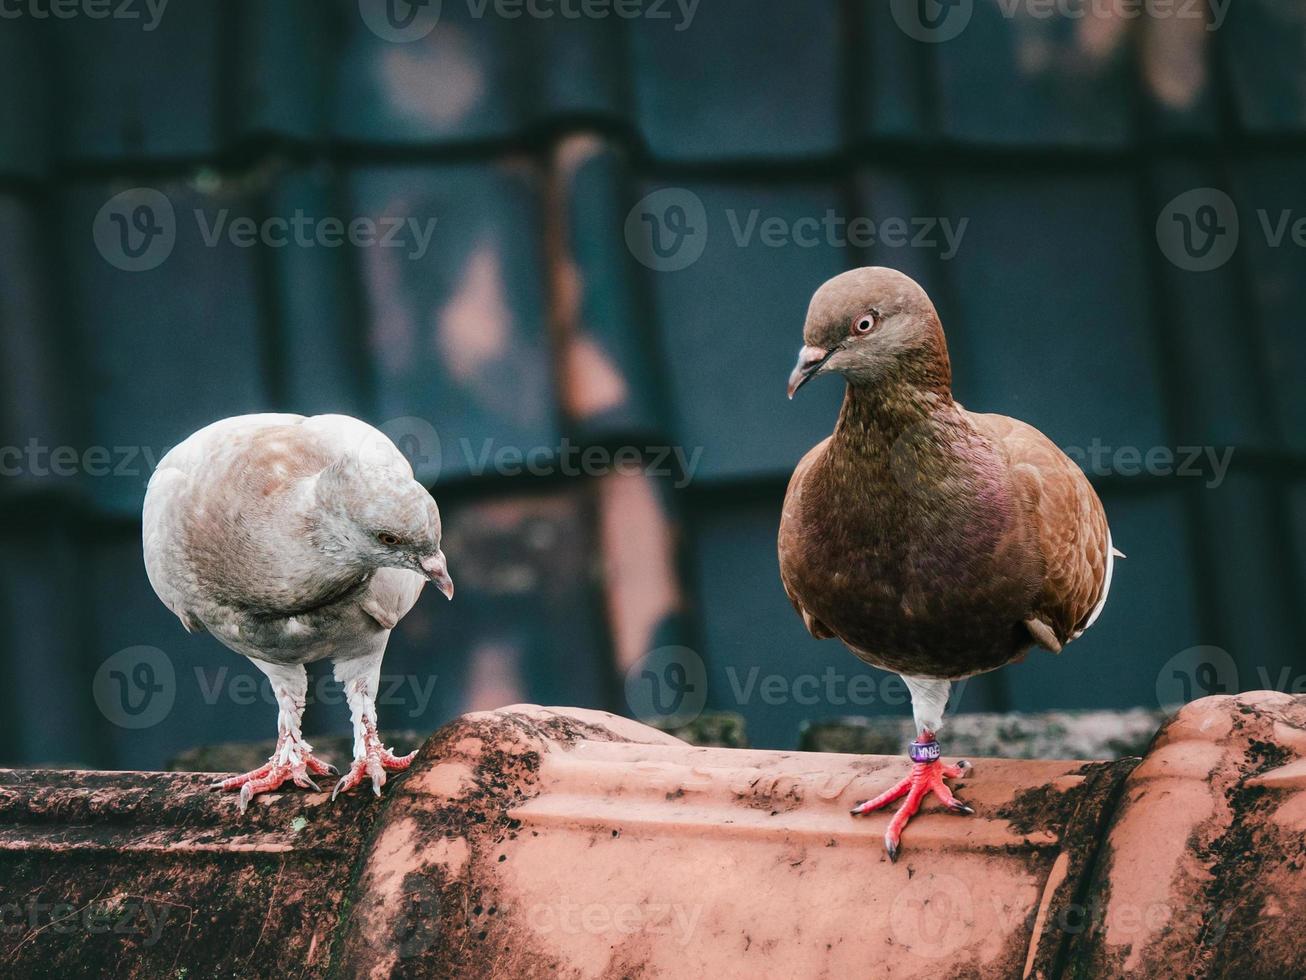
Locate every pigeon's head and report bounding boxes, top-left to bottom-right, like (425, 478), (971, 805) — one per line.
(312, 455), (454, 599)
(787, 267), (950, 399)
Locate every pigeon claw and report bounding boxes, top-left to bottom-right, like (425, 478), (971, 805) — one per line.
(212, 760), (275, 792)
(330, 745), (416, 801)
(227, 762), (321, 814)
(304, 755), (339, 778)
(850, 756), (974, 862)
(212, 748), (339, 812)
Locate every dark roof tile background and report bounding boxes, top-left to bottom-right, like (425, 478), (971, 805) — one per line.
(934, 6), (1135, 147)
(62, 178), (270, 516)
(628, 0), (845, 162)
(1225, 1), (1306, 134)
(0, 1), (1303, 768)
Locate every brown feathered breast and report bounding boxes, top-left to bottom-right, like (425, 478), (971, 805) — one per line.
(778, 395), (1112, 680)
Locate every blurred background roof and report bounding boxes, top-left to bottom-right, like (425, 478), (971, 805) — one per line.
(0, 0), (1303, 769)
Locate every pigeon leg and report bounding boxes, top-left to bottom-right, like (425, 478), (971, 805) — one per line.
(211, 661), (338, 813)
(849, 732), (973, 862)
(331, 653), (417, 800)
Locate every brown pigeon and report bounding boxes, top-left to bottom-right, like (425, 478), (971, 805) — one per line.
(779, 267), (1119, 860)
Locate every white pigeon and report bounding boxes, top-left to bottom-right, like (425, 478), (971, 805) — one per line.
(142, 413), (454, 811)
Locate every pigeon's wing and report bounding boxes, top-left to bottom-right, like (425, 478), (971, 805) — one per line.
(969, 412), (1115, 651)
(143, 466), (208, 633)
(359, 567), (426, 631)
(778, 437), (837, 640)
(144, 413), (306, 633)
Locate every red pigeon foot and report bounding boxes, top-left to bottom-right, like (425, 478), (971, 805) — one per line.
(850, 736), (973, 862)
(212, 744), (339, 814)
(331, 733), (416, 800)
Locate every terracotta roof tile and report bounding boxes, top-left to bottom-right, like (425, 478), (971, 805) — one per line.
(4, 695), (1302, 976)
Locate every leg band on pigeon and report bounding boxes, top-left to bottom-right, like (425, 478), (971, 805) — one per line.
(849, 731), (973, 862)
(908, 738), (941, 763)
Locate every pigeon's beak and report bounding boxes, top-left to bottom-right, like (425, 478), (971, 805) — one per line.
(787, 344), (840, 399)
(419, 551), (454, 599)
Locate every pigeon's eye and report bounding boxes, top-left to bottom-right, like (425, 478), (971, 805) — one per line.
(376, 532), (401, 547)
(852, 314), (876, 336)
